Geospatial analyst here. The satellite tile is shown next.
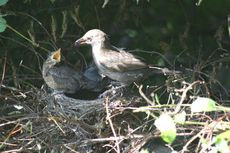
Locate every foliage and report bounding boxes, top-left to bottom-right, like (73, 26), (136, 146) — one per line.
(191, 97), (217, 112)
(0, 0), (8, 6)
(154, 114), (176, 144)
(0, 0), (8, 32)
(0, 0), (230, 152)
(0, 17), (6, 32)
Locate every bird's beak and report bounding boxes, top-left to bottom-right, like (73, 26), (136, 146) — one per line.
(52, 48), (61, 62)
(74, 37), (87, 47)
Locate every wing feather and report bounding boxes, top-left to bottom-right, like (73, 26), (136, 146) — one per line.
(99, 49), (148, 72)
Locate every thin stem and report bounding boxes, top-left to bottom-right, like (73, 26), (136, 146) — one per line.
(6, 24), (50, 52)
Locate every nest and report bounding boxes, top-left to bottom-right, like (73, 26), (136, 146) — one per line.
(1, 79), (229, 153)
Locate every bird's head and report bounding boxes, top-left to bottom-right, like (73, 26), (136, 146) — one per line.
(51, 48), (61, 62)
(46, 48), (61, 66)
(75, 29), (109, 47)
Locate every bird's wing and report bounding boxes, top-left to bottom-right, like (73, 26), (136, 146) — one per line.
(100, 49), (148, 72)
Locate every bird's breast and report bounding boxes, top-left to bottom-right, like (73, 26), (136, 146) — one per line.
(92, 46), (106, 68)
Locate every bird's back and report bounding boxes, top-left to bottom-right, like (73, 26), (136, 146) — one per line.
(43, 63), (83, 94)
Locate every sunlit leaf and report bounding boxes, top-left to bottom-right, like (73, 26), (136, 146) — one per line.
(215, 130), (230, 143)
(174, 111), (186, 124)
(213, 131), (230, 153)
(102, 0), (110, 8)
(0, 0), (8, 6)
(0, 17), (7, 32)
(155, 114), (176, 144)
(191, 97), (216, 113)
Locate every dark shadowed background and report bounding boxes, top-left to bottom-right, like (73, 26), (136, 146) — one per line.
(1, 1), (229, 95)
(0, 0), (230, 152)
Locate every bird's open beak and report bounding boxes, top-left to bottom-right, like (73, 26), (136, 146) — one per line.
(74, 38), (86, 47)
(52, 48), (61, 62)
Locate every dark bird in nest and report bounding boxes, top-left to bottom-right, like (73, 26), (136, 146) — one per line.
(42, 48), (84, 94)
(83, 63), (110, 92)
(42, 48), (109, 95)
(75, 29), (181, 86)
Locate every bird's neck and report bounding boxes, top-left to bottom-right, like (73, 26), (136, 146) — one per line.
(42, 60), (58, 77)
(42, 61), (52, 77)
(92, 40), (111, 54)
(91, 41), (111, 70)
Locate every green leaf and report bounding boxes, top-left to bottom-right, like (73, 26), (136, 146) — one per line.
(0, 17), (7, 33)
(161, 129), (176, 144)
(213, 131), (230, 153)
(174, 111), (186, 124)
(215, 130), (230, 143)
(0, 0), (8, 6)
(215, 140), (230, 153)
(191, 97), (216, 113)
(154, 114), (176, 144)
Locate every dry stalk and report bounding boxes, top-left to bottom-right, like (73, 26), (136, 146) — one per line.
(105, 97), (121, 153)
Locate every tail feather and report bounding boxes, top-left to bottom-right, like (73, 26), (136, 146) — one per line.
(149, 66), (181, 75)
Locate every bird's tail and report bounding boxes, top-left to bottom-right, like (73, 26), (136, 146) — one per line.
(149, 66), (181, 75)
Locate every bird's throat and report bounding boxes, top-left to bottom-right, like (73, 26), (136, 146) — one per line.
(92, 44), (104, 67)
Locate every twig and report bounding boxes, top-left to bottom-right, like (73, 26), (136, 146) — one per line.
(137, 84), (154, 105)
(6, 24), (49, 52)
(182, 130), (202, 153)
(1, 147), (23, 153)
(0, 122), (21, 149)
(17, 11), (57, 49)
(81, 132), (194, 143)
(48, 116), (66, 134)
(0, 142), (18, 147)
(171, 80), (203, 115)
(105, 97), (120, 153)
(63, 144), (79, 153)
(0, 50), (7, 86)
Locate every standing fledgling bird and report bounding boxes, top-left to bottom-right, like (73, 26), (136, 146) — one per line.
(75, 29), (180, 86)
(42, 48), (84, 94)
(83, 64), (110, 92)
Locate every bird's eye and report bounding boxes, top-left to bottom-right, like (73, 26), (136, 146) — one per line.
(87, 37), (92, 41)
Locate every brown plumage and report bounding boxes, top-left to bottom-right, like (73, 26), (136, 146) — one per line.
(75, 29), (180, 85)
